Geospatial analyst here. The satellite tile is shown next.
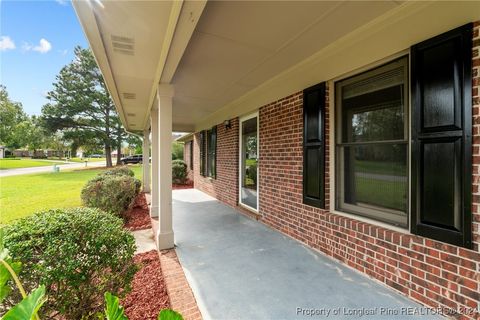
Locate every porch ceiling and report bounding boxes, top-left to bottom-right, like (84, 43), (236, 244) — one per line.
(74, 1), (479, 133)
(172, 0), (401, 131)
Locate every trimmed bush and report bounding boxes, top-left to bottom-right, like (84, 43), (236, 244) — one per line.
(81, 174), (141, 216)
(172, 159), (187, 184)
(2, 207), (137, 319)
(99, 166), (135, 177)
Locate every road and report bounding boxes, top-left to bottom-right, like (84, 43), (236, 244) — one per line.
(0, 161), (107, 177)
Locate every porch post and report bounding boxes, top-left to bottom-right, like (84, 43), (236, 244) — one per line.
(150, 106), (160, 218)
(156, 84), (174, 250)
(142, 127), (151, 193)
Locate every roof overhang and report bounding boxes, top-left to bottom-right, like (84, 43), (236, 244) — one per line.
(74, 1), (480, 134)
(73, 0), (206, 133)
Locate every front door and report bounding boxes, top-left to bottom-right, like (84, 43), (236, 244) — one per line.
(239, 114), (258, 211)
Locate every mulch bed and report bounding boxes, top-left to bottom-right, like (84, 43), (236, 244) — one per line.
(123, 181), (193, 230)
(173, 180), (193, 190)
(121, 250), (171, 320)
(123, 193), (151, 231)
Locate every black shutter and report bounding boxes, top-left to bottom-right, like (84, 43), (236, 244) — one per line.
(199, 131), (206, 176)
(411, 24), (472, 248)
(303, 82), (326, 208)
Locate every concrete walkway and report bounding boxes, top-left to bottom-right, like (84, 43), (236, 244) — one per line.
(0, 161), (106, 177)
(172, 189), (441, 320)
(132, 229), (157, 254)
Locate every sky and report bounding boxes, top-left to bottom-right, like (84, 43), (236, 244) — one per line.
(1, 0), (88, 115)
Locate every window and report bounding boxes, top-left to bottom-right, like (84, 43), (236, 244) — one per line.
(189, 140), (193, 170)
(206, 126), (217, 178)
(199, 131), (206, 176)
(335, 57), (409, 227)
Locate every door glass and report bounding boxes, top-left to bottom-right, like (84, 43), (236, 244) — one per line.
(241, 117), (258, 209)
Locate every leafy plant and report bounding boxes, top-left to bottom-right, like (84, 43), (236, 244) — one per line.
(172, 160), (187, 184)
(81, 174), (141, 216)
(158, 309), (183, 320)
(0, 237), (46, 320)
(2, 286), (46, 320)
(99, 166), (135, 177)
(102, 292), (128, 320)
(2, 208), (137, 319)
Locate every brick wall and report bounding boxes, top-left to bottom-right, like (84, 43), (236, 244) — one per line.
(183, 140), (193, 182)
(193, 118), (239, 207)
(258, 85), (480, 319)
(190, 22), (480, 319)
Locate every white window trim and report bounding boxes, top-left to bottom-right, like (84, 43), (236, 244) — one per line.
(238, 111), (260, 214)
(328, 50), (413, 235)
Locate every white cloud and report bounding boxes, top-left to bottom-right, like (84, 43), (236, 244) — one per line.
(33, 38), (52, 53)
(0, 36), (16, 51)
(22, 38), (52, 54)
(55, 0), (68, 5)
(58, 49), (68, 56)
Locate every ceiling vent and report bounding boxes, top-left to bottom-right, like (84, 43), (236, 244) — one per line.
(122, 92), (136, 100)
(127, 113), (136, 117)
(111, 35), (134, 55)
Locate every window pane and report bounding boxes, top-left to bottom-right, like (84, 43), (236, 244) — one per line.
(342, 144), (407, 213)
(342, 87), (404, 142)
(341, 61), (406, 143)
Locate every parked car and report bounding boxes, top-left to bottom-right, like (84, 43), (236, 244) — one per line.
(90, 154), (103, 158)
(119, 154), (143, 165)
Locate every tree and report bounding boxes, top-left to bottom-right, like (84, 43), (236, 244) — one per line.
(44, 132), (69, 158)
(12, 116), (47, 156)
(42, 47), (126, 167)
(0, 86), (27, 149)
(172, 141), (184, 160)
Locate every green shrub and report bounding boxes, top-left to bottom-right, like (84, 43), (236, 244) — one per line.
(2, 208), (137, 319)
(99, 166), (135, 177)
(81, 175), (141, 216)
(172, 159), (187, 184)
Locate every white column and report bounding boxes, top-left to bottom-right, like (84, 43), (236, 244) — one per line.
(156, 84), (174, 250)
(150, 107), (160, 218)
(142, 128), (151, 193)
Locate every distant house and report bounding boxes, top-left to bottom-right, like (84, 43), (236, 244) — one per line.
(13, 150), (30, 158)
(0, 146), (5, 159)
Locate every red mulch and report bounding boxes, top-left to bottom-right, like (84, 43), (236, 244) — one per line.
(121, 250), (170, 320)
(123, 193), (151, 231)
(173, 180), (193, 190)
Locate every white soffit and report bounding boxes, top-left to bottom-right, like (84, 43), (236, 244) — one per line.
(172, 0), (401, 131)
(73, 0), (206, 132)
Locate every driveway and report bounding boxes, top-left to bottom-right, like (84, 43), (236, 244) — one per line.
(172, 189), (441, 320)
(0, 161), (106, 177)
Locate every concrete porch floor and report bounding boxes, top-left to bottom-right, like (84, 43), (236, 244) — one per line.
(172, 189), (440, 320)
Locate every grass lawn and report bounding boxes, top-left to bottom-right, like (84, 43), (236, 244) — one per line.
(0, 165), (142, 224)
(47, 157), (107, 163)
(355, 160), (406, 176)
(0, 158), (65, 170)
(355, 177), (406, 211)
